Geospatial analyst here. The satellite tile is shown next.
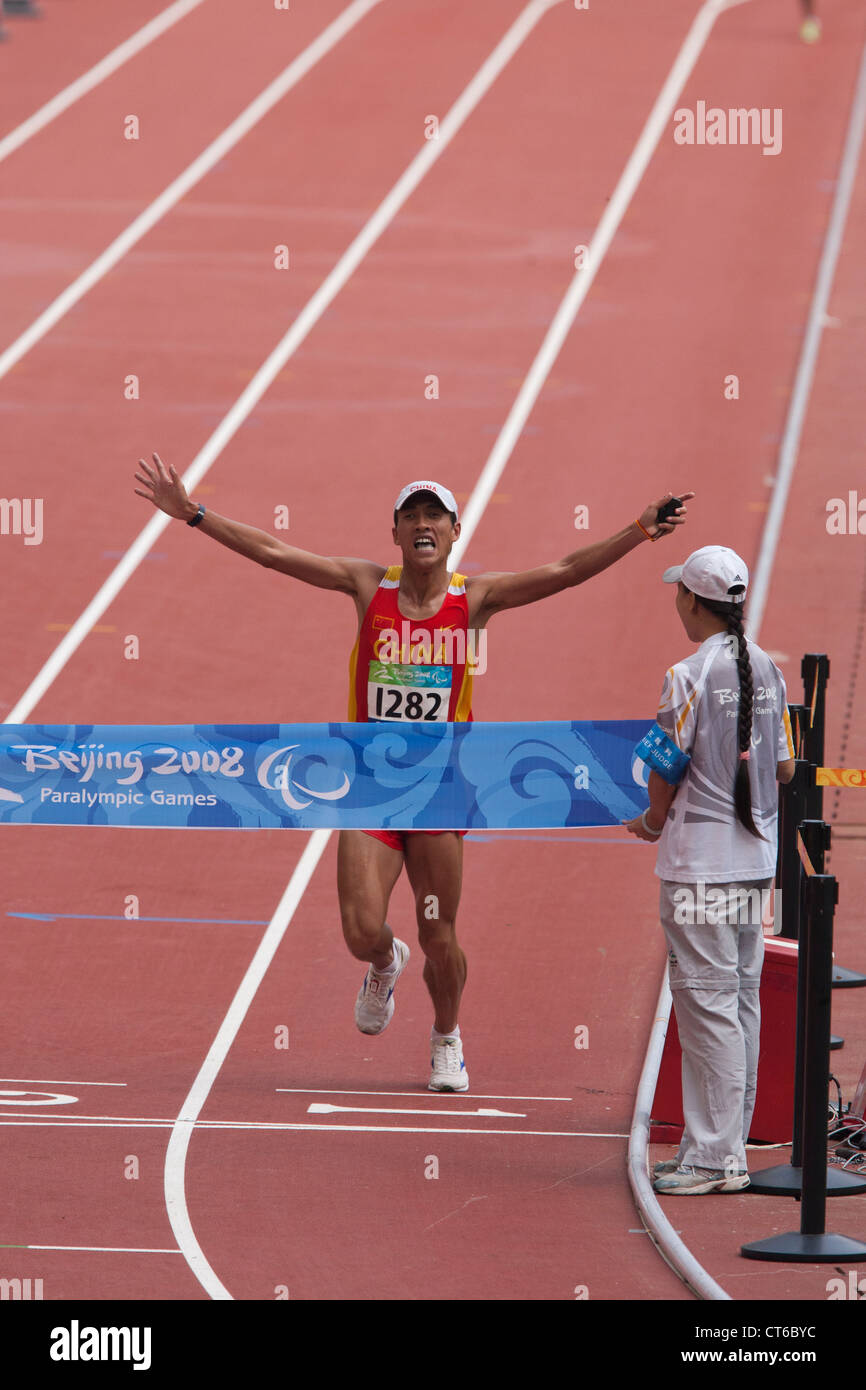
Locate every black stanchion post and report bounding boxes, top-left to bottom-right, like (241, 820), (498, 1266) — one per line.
(776, 704), (805, 890)
(743, 875), (866, 1259)
(801, 654), (829, 821)
(777, 758), (808, 941)
(749, 817), (809, 1196)
(789, 703), (807, 759)
(749, 822), (863, 1196)
(799, 655), (865, 990)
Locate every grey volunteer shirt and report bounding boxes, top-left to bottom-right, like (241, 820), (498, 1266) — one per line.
(653, 632), (795, 884)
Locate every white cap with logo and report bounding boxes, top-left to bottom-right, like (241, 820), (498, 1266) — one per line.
(394, 480), (459, 520)
(662, 545), (749, 604)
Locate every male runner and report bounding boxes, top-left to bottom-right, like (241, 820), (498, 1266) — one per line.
(135, 455), (692, 1091)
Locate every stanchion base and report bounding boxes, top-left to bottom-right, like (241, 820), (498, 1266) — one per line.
(747, 1163), (866, 1196)
(742, 1232), (866, 1263)
(830, 1034), (844, 1051)
(832, 964), (866, 988)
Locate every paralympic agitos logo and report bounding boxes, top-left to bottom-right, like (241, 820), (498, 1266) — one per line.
(256, 745), (352, 810)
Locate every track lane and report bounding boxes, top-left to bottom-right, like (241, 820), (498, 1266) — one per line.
(0, 0), (378, 349)
(1, 0), (866, 1301)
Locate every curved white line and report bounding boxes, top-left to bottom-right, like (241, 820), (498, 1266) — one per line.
(163, 829), (331, 1299)
(628, 973), (733, 1301)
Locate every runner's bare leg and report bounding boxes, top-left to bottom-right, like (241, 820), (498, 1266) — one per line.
(403, 832), (466, 1034)
(337, 829), (404, 970)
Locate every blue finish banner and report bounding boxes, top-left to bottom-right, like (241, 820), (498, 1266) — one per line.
(0, 722), (654, 830)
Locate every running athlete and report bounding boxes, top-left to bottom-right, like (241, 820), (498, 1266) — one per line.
(135, 455), (692, 1091)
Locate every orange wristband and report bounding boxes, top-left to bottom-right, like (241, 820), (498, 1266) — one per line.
(634, 517), (654, 541)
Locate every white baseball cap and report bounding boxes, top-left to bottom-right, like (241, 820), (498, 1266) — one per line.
(663, 545), (749, 604)
(394, 480), (459, 520)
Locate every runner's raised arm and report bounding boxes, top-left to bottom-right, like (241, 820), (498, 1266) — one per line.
(468, 491), (695, 623)
(134, 453), (383, 597)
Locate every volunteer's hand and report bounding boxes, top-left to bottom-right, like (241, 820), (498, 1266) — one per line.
(623, 812), (664, 841)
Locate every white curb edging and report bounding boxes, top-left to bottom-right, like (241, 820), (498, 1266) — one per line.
(628, 970), (733, 1301)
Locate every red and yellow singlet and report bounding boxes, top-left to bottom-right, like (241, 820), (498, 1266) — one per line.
(348, 566), (474, 724)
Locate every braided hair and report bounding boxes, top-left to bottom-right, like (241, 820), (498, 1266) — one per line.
(687, 590), (765, 840)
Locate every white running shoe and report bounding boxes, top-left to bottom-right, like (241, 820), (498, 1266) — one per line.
(653, 1165), (750, 1195)
(652, 1158), (680, 1176)
(429, 1035), (469, 1092)
(354, 938), (409, 1035)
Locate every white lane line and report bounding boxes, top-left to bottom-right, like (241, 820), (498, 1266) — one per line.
(23, 1244), (181, 1255)
(0, 1119), (630, 1138)
(276, 1088), (572, 1101)
(0, 0), (385, 391)
(0, 1112), (174, 1123)
(0, 1111), (561, 1127)
(450, 0), (752, 567)
(5, 0), (561, 729)
(0, 1077), (126, 1086)
(0, 0), (208, 164)
(307, 1103), (526, 1117)
(747, 37), (866, 639)
(163, 829), (330, 1301)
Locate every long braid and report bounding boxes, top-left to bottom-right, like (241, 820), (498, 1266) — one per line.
(697, 595), (766, 839)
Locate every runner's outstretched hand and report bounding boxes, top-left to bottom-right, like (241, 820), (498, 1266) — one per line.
(134, 453), (193, 520)
(637, 491), (695, 540)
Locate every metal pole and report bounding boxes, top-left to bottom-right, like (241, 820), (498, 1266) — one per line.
(742, 873), (866, 1258)
(777, 759), (808, 940)
(801, 655), (829, 821)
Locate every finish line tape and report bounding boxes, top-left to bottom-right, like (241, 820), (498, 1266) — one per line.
(815, 767), (866, 788)
(0, 721), (653, 830)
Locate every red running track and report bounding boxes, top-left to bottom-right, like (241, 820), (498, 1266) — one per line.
(1, 0), (865, 1308)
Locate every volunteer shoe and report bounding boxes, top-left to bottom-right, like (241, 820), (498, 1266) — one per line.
(653, 1165), (750, 1195)
(354, 938), (409, 1035)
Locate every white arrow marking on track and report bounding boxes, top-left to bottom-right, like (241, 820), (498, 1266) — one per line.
(307, 1103), (526, 1118)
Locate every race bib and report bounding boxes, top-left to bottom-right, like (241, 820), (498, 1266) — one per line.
(367, 661), (452, 722)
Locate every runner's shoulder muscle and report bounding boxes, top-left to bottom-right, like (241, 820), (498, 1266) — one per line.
(465, 571), (507, 624)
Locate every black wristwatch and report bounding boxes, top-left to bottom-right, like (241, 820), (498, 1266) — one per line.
(187, 503), (206, 527)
